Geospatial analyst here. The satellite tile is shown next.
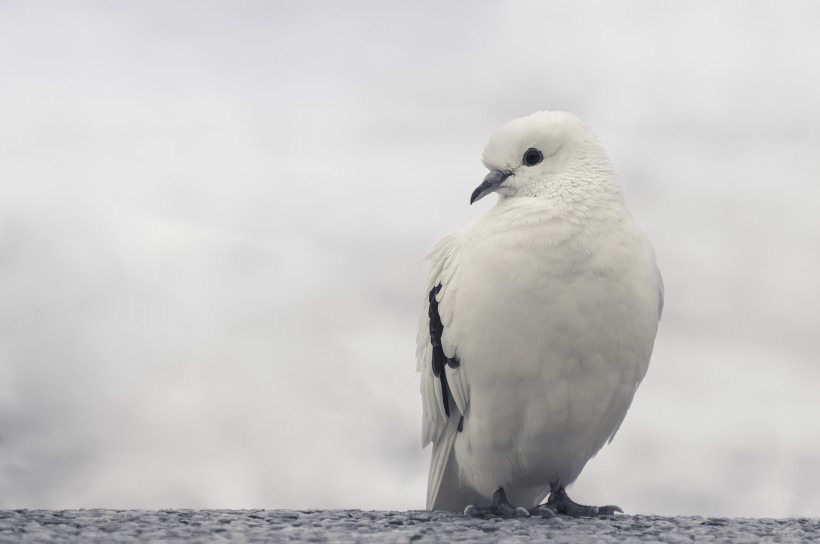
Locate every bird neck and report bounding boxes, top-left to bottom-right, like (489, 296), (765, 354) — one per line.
(493, 173), (624, 226)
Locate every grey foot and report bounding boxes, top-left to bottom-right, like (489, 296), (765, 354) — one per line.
(543, 485), (623, 517)
(528, 504), (557, 518)
(464, 488), (530, 518)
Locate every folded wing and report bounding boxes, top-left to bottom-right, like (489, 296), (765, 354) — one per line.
(416, 234), (470, 509)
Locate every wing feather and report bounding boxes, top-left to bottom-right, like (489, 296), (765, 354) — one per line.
(440, 329), (456, 359)
(657, 266), (665, 319)
(419, 343), (442, 445)
(426, 414), (460, 510)
(445, 364), (468, 416)
(416, 232), (470, 511)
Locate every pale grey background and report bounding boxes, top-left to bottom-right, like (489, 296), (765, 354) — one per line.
(1, 0), (818, 518)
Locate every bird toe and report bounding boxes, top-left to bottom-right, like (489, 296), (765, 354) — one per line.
(598, 505), (624, 516)
(529, 505), (556, 518)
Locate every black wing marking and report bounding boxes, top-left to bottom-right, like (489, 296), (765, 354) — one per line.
(428, 283), (460, 419)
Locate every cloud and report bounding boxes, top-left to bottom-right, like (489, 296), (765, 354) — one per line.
(1, 0), (819, 517)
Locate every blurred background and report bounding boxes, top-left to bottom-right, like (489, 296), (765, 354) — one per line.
(1, 0), (819, 518)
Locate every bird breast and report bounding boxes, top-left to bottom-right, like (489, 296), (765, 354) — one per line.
(450, 205), (659, 490)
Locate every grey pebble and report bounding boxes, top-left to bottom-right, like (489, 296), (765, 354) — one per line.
(0, 510), (817, 543)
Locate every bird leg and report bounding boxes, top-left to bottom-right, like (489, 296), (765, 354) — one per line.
(464, 487), (530, 518)
(543, 484), (623, 517)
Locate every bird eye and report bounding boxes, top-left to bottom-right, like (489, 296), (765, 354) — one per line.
(522, 148), (543, 166)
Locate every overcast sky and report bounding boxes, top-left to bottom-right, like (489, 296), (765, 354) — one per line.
(1, 0), (819, 518)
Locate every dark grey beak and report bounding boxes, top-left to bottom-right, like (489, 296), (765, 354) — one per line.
(470, 170), (511, 204)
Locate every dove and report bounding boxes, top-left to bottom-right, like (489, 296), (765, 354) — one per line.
(416, 111), (663, 517)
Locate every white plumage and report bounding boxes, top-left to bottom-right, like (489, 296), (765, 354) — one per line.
(416, 111), (663, 514)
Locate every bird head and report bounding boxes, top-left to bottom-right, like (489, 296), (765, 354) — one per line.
(471, 111), (612, 204)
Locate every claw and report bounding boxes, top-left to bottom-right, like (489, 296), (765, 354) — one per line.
(544, 484), (624, 518)
(464, 487), (530, 518)
(528, 504), (556, 518)
(598, 505), (624, 516)
(514, 507), (530, 518)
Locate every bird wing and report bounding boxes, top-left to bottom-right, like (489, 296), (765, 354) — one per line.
(416, 233), (470, 509)
(656, 266), (665, 319)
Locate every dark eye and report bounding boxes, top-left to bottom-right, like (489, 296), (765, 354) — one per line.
(522, 148), (543, 166)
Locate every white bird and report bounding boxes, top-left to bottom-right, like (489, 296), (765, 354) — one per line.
(416, 111), (663, 517)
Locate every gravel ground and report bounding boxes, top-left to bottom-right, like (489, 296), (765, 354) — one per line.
(1, 510), (818, 543)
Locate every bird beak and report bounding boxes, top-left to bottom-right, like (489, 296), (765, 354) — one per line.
(470, 170), (511, 204)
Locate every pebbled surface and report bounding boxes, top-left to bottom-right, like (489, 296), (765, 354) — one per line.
(0, 510), (818, 543)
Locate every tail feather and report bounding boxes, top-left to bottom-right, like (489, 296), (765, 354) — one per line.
(426, 418), (457, 510)
(427, 423), (485, 511)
